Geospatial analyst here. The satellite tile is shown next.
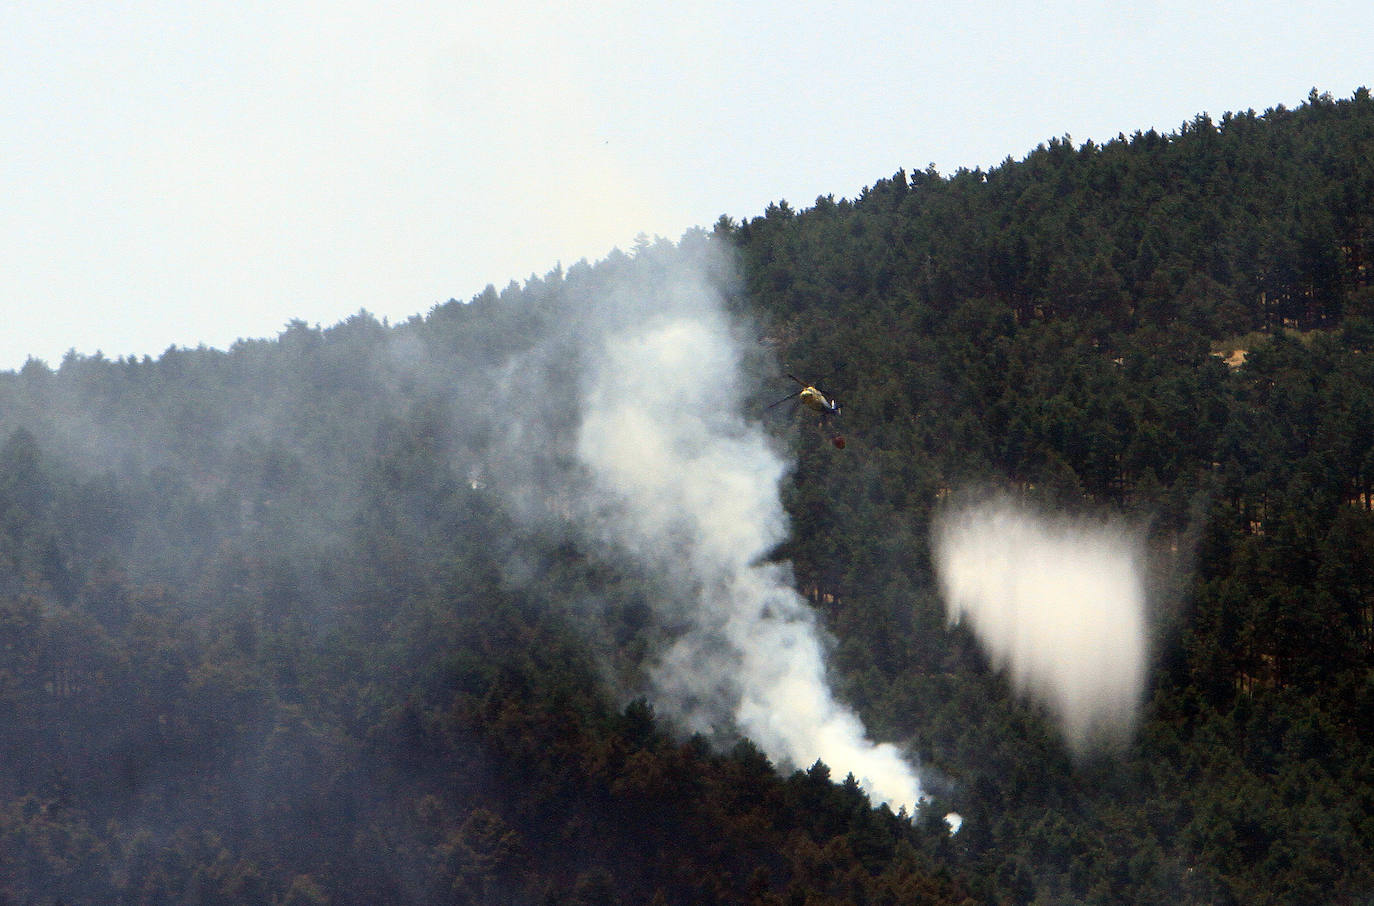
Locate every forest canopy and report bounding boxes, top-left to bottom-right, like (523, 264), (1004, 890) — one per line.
(1, 87), (1372, 905)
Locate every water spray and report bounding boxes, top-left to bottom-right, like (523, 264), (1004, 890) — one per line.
(931, 494), (1149, 754)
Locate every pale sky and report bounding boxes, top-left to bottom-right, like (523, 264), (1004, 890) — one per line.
(3, 1), (1369, 370)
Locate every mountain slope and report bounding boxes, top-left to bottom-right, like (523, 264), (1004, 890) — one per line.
(1, 87), (1372, 904)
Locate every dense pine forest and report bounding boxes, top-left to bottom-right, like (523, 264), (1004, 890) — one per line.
(2, 87), (1373, 904)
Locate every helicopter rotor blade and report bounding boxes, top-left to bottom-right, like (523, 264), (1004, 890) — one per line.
(765, 390), (802, 410)
(785, 362), (848, 390)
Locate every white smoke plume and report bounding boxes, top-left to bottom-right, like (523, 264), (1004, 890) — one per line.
(930, 495), (1148, 754)
(495, 240), (923, 811)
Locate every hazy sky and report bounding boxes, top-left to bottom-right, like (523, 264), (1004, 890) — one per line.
(3, 1), (1369, 370)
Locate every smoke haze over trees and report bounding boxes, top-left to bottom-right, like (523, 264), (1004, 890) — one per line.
(2, 87), (1373, 903)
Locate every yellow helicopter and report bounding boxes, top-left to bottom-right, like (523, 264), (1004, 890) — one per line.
(767, 373), (846, 449)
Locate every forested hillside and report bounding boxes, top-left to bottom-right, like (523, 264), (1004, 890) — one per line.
(2, 87), (1372, 904)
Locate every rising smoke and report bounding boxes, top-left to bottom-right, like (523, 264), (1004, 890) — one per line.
(493, 240), (923, 811)
(930, 495), (1148, 754)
